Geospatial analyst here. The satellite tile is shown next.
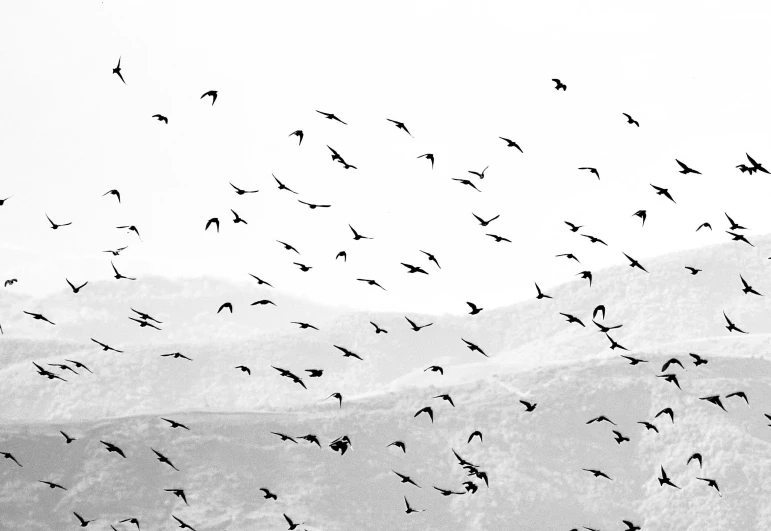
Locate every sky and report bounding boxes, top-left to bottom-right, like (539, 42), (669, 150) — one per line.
(2, 0), (771, 314)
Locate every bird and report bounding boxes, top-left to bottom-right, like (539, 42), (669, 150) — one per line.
(434, 394), (455, 407)
(357, 278), (386, 290)
(405, 316), (432, 331)
(402, 263), (428, 275)
(393, 470), (421, 487)
(131, 308), (162, 323)
(685, 266), (701, 275)
(39, 480), (66, 489)
(556, 253), (580, 263)
(316, 110), (346, 124)
(1, 452), (22, 467)
(723, 311), (746, 333)
(291, 321), (318, 330)
(417, 153), (434, 168)
(587, 416), (617, 426)
(650, 184), (676, 203)
(726, 231), (754, 247)
(298, 199), (331, 209)
(499, 137), (523, 152)
(259, 487), (278, 500)
(205, 218), (219, 232)
(305, 369), (323, 378)
(700, 395), (727, 412)
(593, 305), (605, 320)
(414, 406), (434, 423)
(273, 174), (298, 194)
(655, 407), (675, 423)
(0, 196), (11, 206)
(745, 153), (769, 174)
(434, 486), (465, 496)
(565, 221), (583, 232)
(66, 279), (88, 293)
(100, 440), (126, 458)
(217, 302), (233, 314)
(676, 159), (701, 174)
(230, 182), (259, 195)
(326, 393), (343, 408)
(116, 224), (141, 240)
(248, 274), (274, 287)
(229, 209), (248, 224)
(622, 113), (639, 126)
(370, 322), (387, 334)
(404, 496), (424, 514)
(172, 515), (196, 530)
(696, 477), (722, 496)
(235, 365), (251, 375)
(486, 233), (511, 243)
(73, 511), (95, 527)
(271, 432), (298, 444)
(740, 275), (762, 296)
(582, 234), (608, 246)
(462, 481), (478, 494)
(658, 466), (681, 489)
(466, 302), (483, 315)
(293, 262), (312, 272)
(420, 250), (440, 268)
(329, 435), (352, 455)
(726, 391), (749, 405)
(453, 178), (481, 191)
(687, 452), (703, 468)
(65, 359), (92, 373)
(103, 246), (128, 256)
(60, 431), (76, 444)
(661, 358), (684, 372)
(387, 441), (406, 452)
(151, 448), (179, 471)
(468, 430), (483, 443)
(576, 270), (593, 286)
(277, 240), (300, 254)
(4, 278), (17, 287)
(23, 311), (55, 325)
(201, 90), (218, 105)
(164, 489), (188, 504)
(424, 365), (443, 375)
(583, 469), (612, 480)
(638, 421), (659, 433)
(725, 212), (747, 230)
(472, 213), (500, 226)
(560, 313), (585, 327)
(690, 353), (708, 366)
(657, 373), (682, 390)
(161, 418), (190, 430)
(112, 57), (125, 83)
(288, 130), (303, 145)
(152, 114), (168, 123)
(46, 213), (71, 229)
(349, 225), (373, 240)
(622, 252), (649, 273)
(103, 189), (121, 203)
(534, 282), (552, 299)
(333, 345), (363, 361)
(112, 262), (136, 281)
(91, 338), (123, 353)
(578, 167), (600, 180)
(119, 518), (140, 530)
(552, 78), (567, 90)
(387, 118), (412, 136)
(696, 222), (712, 231)
(520, 400), (537, 412)
(468, 166), (489, 179)
(612, 430), (630, 444)
(632, 209), (647, 226)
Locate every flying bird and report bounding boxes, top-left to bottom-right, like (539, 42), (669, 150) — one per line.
(690, 353), (708, 366)
(217, 302), (233, 314)
(453, 178), (481, 192)
(581, 234), (608, 246)
(745, 153), (769, 174)
(417, 153), (434, 168)
(556, 253), (580, 263)
(205, 218), (219, 232)
(23, 311), (55, 325)
(486, 233), (511, 243)
(201, 90), (218, 105)
(172, 515), (196, 530)
(650, 184), (676, 203)
(675, 159), (701, 174)
(249, 274), (274, 287)
(685, 266), (701, 275)
(405, 316), (432, 331)
(658, 466), (680, 489)
(277, 240), (300, 254)
(655, 407), (675, 423)
(468, 166), (489, 179)
(434, 394), (455, 407)
(39, 480), (66, 489)
(424, 365), (443, 375)
(349, 225), (372, 240)
(1, 452), (22, 467)
(298, 199), (331, 209)
(726, 231), (754, 247)
(696, 222), (712, 231)
(725, 213), (747, 230)
(230, 182), (259, 195)
(552, 78), (567, 90)
(740, 275), (762, 296)
(165, 489), (188, 504)
(162, 418), (190, 430)
(534, 283), (552, 300)
(576, 270), (592, 286)
(370, 322), (387, 334)
(696, 477), (722, 496)
(612, 430), (630, 444)
(583, 469), (612, 480)
(466, 302), (483, 315)
(293, 262), (312, 272)
(414, 406), (434, 423)
(357, 278), (386, 290)
(565, 221), (583, 232)
(260, 488), (278, 500)
(112, 262), (136, 281)
(622, 252), (649, 273)
(73, 512), (95, 527)
(112, 57), (125, 83)
(235, 365), (250, 375)
(60, 431), (76, 444)
(622, 113), (639, 126)
(420, 250), (440, 268)
(578, 167), (600, 180)
(46, 214), (71, 230)
(100, 440), (126, 458)
(520, 400), (537, 412)
(586, 416), (616, 425)
(151, 448), (179, 471)
(499, 137), (523, 152)
(289, 130), (303, 145)
(152, 114), (168, 123)
(403, 496), (424, 514)
(560, 313), (585, 327)
(393, 470), (421, 487)
(90, 338), (123, 353)
(316, 110), (347, 124)
(723, 311), (746, 333)
(103, 189), (121, 203)
(468, 430), (483, 443)
(726, 391), (749, 405)
(700, 395), (727, 412)
(387, 441), (406, 452)
(66, 279), (88, 293)
(273, 174), (298, 194)
(402, 263), (428, 275)
(472, 213), (500, 226)
(632, 209), (647, 226)
(387, 118), (412, 136)
(687, 452), (703, 468)
(326, 393), (343, 408)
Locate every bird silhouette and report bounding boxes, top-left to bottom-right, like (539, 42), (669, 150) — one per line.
(453, 178), (481, 192)
(103, 189), (121, 203)
(235, 365), (251, 375)
(726, 231), (754, 247)
(119, 518), (140, 530)
(723, 311), (746, 333)
(273, 174), (298, 194)
(73, 511), (95, 527)
(298, 199), (331, 209)
(468, 430), (483, 443)
(424, 365), (443, 375)
(499, 137), (523, 152)
(552, 78), (567, 90)
(414, 406), (434, 423)
(112, 262), (136, 281)
(326, 393), (343, 408)
(696, 222), (712, 231)
(650, 184), (676, 203)
(556, 253), (580, 263)
(333, 345), (364, 361)
(486, 233), (511, 243)
(472, 213), (500, 226)
(277, 240), (300, 254)
(576, 270), (592, 286)
(305, 369), (323, 377)
(271, 432), (298, 444)
(583, 469), (612, 480)
(161, 418), (190, 430)
(357, 278), (387, 290)
(349, 225), (372, 240)
(726, 391), (749, 405)
(740, 275), (762, 296)
(468, 166), (489, 179)
(638, 421), (658, 433)
(201, 90), (218, 105)
(165, 489), (188, 504)
(292, 321), (318, 330)
(46, 213), (71, 230)
(690, 353), (708, 366)
(23, 311), (55, 325)
(405, 316), (432, 331)
(288, 130), (303, 145)
(696, 477), (722, 496)
(66, 279), (88, 294)
(587, 415), (617, 425)
(403, 496), (424, 514)
(260, 487), (278, 500)
(65, 359), (92, 373)
(1, 452), (22, 467)
(560, 313), (585, 327)
(655, 407), (675, 423)
(151, 448), (179, 471)
(249, 273), (274, 287)
(565, 221), (583, 232)
(520, 400), (537, 412)
(685, 266), (701, 275)
(205, 218), (219, 232)
(622, 252), (649, 273)
(60, 431), (77, 444)
(582, 234), (608, 246)
(622, 113), (639, 127)
(466, 302), (483, 315)
(725, 212), (747, 230)
(113, 57), (125, 83)
(687, 452), (703, 468)
(578, 167), (600, 180)
(39, 480), (66, 489)
(434, 394), (455, 407)
(370, 321), (388, 334)
(230, 182), (259, 195)
(700, 395), (727, 412)
(387, 118), (412, 136)
(534, 282), (552, 299)
(100, 440), (126, 458)
(632, 209), (647, 226)
(420, 250), (440, 268)
(402, 263), (428, 274)
(172, 515), (196, 530)
(417, 153), (434, 168)
(91, 338), (123, 353)
(393, 470), (421, 487)
(745, 153), (769, 174)
(152, 114), (168, 124)
(658, 466), (680, 489)
(217, 302), (233, 314)
(387, 441), (406, 452)
(612, 430), (630, 444)
(293, 262), (312, 272)
(657, 373), (682, 390)
(593, 305), (605, 320)
(316, 110), (346, 124)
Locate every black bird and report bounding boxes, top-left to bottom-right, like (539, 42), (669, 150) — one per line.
(217, 302), (233, 314)
(725, 213), (747, 231)
(434, 394), (455, 407)
(334, 345), (363, 361)
(119, 518), (140, 530)
(326, 393), (343, 408)
(534, 282), (552, 299)
(298, 199), (331, 209)
(273, 174), (298, 194)
(91, 338), (123, 353)
(65, 359), (92, 373)
(271, 432), (298, 444)
(336, 250), (346, 261)
(112, 262), (136, 281)
(468, 166), (489, 179)
(288, 130), (303, 145)
(24, 311), (55, 325)
(424, 365), (443, 375)
(745, 153), (770, 174)
(293, 262), (312, 272)
(251, 299), (276, 306)
(658, 466), (680, 489)
(405, 317), (432, 331)
(623, 252), (649, 273)
(201, 90), (218, 105)
(622, 113), (639, 127)
(472, 213), (500, 226)
(696, 222), (712, 231)
(576, 270), (593, 286)
(305, 369), (323, 377)
(393, 470), (421, 487)
(235, 365), (250, 375)
(49, 363), (78, 375)
(164, 489), (188, 505)
(696, 477), (722, 496)
(582, 234), (608, 246)
(329, 435), (352, 455)
(655, 407), (675, 423)
(349, 225), (372, 240)
(1, 452), (22, 467)
(657, 373), (682, 390)
(685, 266), (701, 275)
(249, 273), (274, 287)
(0, 196), (11, 206)
(690, 353), (708, 366)
(205, 218), (219, 232)
(740, 275), (762, 296)
(632, 209), (647, 226)
(316, 110), (347, 124)
(723, 311), (746, 333)
(414, 406), (434, 423)
(402, 263), (428, 274)
(593, 305), (605, 320)
(100, 440), (126, 458)
(161, 418), (190, 430)
(73, 512), (95, 527)
(39, 480), (66, 489)
(434, 486), (465, 496)
(462, 481), (478, 494)
(404, 496), (424, 514)
(113, 57), (125, 83)
(552, 78), (567, 90)
(116, 224), (141, 240)
(230, 182), (259, 195)
(612, 430), (630, 444)
(282, 513), (305, 530)
(583, 469), (612, 480)
(357, 278), (386, 290)
(687, 452), (703, 468)
(46, 213), (71, 230)
(564, 221), (583, 232)
(292, 321), (319, 330)
(622, 521), (641, 531)
(587, 416), (616, 426)
(152, 114), (168, 124)
(34, 362), (66, 381)
(499, 137), (523, 152)
(468, 430), (483, 443)
(420, 250), (440, 268)
(700, 395), (727, 412)
(486, 233), (511, 243)
(4, 278), (17, 287)
(277, 240), (300, 254)
(578, 167), (600, 180)
(726, 391), (749, 405)
(556, 253), (580, 263)
(66, 279), (88, 293)
(726, 231), (754, 247)
(387, 441), (406, 452)
(103, 189), (121, 203)
(260, 488), (278, 500)
(152, 448), (179, 471)
(298, 434), (321, 447)
(60, 431), (76, 444)
(520, 400), (537, 412)
(466, 302), (483, 315)
(675, 159), (701, 174)
(131, 308), (162, 323)
(370, 322), (387, 334)
(104, 245), (128, 255)
(417, 153), (434, 168)
(387, 118), (412, 136)
(560, 313), (585, 326)
(661, 358), (684, 372)
(650, 184), (676, 203)
(172, 515), (196, 530)
(453, 178), (481, 192)
(638, 421), (659, 433)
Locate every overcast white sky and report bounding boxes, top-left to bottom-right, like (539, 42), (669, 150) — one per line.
(1, 0), (771, 313)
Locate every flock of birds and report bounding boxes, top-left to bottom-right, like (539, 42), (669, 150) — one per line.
(0, 60), (770, 531)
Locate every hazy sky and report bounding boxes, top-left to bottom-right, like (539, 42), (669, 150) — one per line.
(2, 0), (771, 313)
